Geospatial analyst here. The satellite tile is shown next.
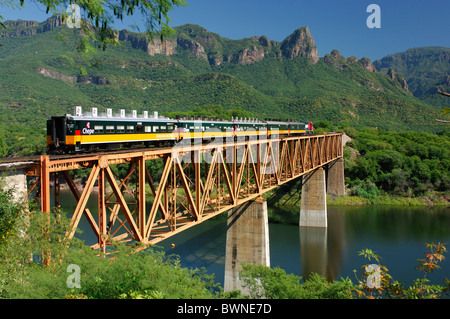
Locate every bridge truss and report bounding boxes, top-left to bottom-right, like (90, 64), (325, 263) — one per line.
(26, 133), (343, 251)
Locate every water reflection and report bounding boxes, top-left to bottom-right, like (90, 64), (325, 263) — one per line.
(299, 227), (328, 279)
(299, 207), (347, 281)
(295, 206), (450, 283)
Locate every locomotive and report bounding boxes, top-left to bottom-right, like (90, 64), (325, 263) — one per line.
(47, 106), (314, 154)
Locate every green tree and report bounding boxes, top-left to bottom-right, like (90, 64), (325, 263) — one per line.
(239, 264), (353, 299)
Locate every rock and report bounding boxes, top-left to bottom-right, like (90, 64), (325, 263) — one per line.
(324, 49), (348, 69)
(37, 67), (77, 83)
(359, 57), (377, 72)
(237, 46), (265, 65)
(387, 67), (410, 92)
(177, 37), (207, 59)
(280, 27), (319, 64)
(41, 14), (64, 32)
(118, 30), (175, 56)
(37, 67), (109, 85)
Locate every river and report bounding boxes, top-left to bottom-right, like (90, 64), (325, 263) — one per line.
(59, 189), (450, 287)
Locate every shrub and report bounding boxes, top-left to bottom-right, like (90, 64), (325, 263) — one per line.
(239, 264), (353, 299)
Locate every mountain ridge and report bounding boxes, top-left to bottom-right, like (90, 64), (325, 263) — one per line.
(373, 46), (450, 109)
(1, 15), (321, 66)
(0, 15), (447, 156)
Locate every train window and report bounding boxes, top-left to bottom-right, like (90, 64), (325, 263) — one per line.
(153, 126), (159, 132)
(145, 126), (151, 133)
(127, 126), (135, 133)
(94, 125), (104, 133)
(117, 125), (125, 133)
(106, 125), (114, 133)
(137, 125), (143, 133)
(160, 126), (167, 131)
(168, 125), (174, 130)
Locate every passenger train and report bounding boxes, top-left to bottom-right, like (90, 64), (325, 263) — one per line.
(47, 106), (314, 154)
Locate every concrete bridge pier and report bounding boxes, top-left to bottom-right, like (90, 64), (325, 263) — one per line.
(224, 197), (270, 293)
(299, 158), (345, 228)
(326, 158), (345, 198)
(300, 167), (327, 228)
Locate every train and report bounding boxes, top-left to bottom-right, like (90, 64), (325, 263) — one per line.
(46, 106), (314, 154)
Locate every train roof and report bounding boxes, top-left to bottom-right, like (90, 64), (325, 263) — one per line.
(55, 106), (311, 126)
(177, 116), (233, 124)
(63, 106), (177, 123)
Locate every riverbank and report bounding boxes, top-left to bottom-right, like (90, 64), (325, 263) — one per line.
(327, 193), (450, 207)
(264, 191), (449, 225)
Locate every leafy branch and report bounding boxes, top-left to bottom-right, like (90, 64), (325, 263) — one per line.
(354, 243), (450, 299)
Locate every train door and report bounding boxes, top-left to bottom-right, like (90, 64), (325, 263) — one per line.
(51, 116), (67, 146)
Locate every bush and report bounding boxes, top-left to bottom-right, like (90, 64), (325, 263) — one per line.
(239, 264), (353, 299)
(0, 182), (24, 247)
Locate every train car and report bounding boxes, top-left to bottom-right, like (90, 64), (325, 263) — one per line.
(177, 117), (234, 141)
(47, 107), (178, 153)
(47, 107), (314, 154)
(265, 119), (290, 137)
(288, 120), (313, 135)
(232, 117), (266, 140)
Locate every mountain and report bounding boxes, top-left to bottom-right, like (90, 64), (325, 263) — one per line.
(0, 15), (446, 156)
(374, 47), (450, 109)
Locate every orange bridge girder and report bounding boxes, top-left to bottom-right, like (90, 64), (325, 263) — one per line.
(33, 133), (343, 249)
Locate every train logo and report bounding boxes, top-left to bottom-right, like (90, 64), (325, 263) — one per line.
(82, 122), (95, 135)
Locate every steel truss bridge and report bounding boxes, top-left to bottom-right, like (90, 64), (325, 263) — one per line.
(24, 133), (343, 252)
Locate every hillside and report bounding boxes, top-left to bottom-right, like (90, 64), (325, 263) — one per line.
(374, 47), (450, 110)
(0, 15), (447, 156)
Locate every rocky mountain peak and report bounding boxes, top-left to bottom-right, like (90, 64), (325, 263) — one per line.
(280, 27), (319, 64)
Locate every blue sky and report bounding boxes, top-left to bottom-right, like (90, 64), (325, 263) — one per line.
(1, 0), (449, 60)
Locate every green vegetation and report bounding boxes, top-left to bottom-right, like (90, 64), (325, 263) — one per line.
(345, 127), (449, 200)
(374, 47), (450, 110)
(238, 264), (353, 299)
(0, 181), (23, 246)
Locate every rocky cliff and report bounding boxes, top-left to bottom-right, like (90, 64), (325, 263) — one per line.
(1, 15), (64, 37)
(373, 47), (450, 98)
(118, 29), (176, 56)
(280, 27), (319, 64)
(2, 15), (324, 67)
